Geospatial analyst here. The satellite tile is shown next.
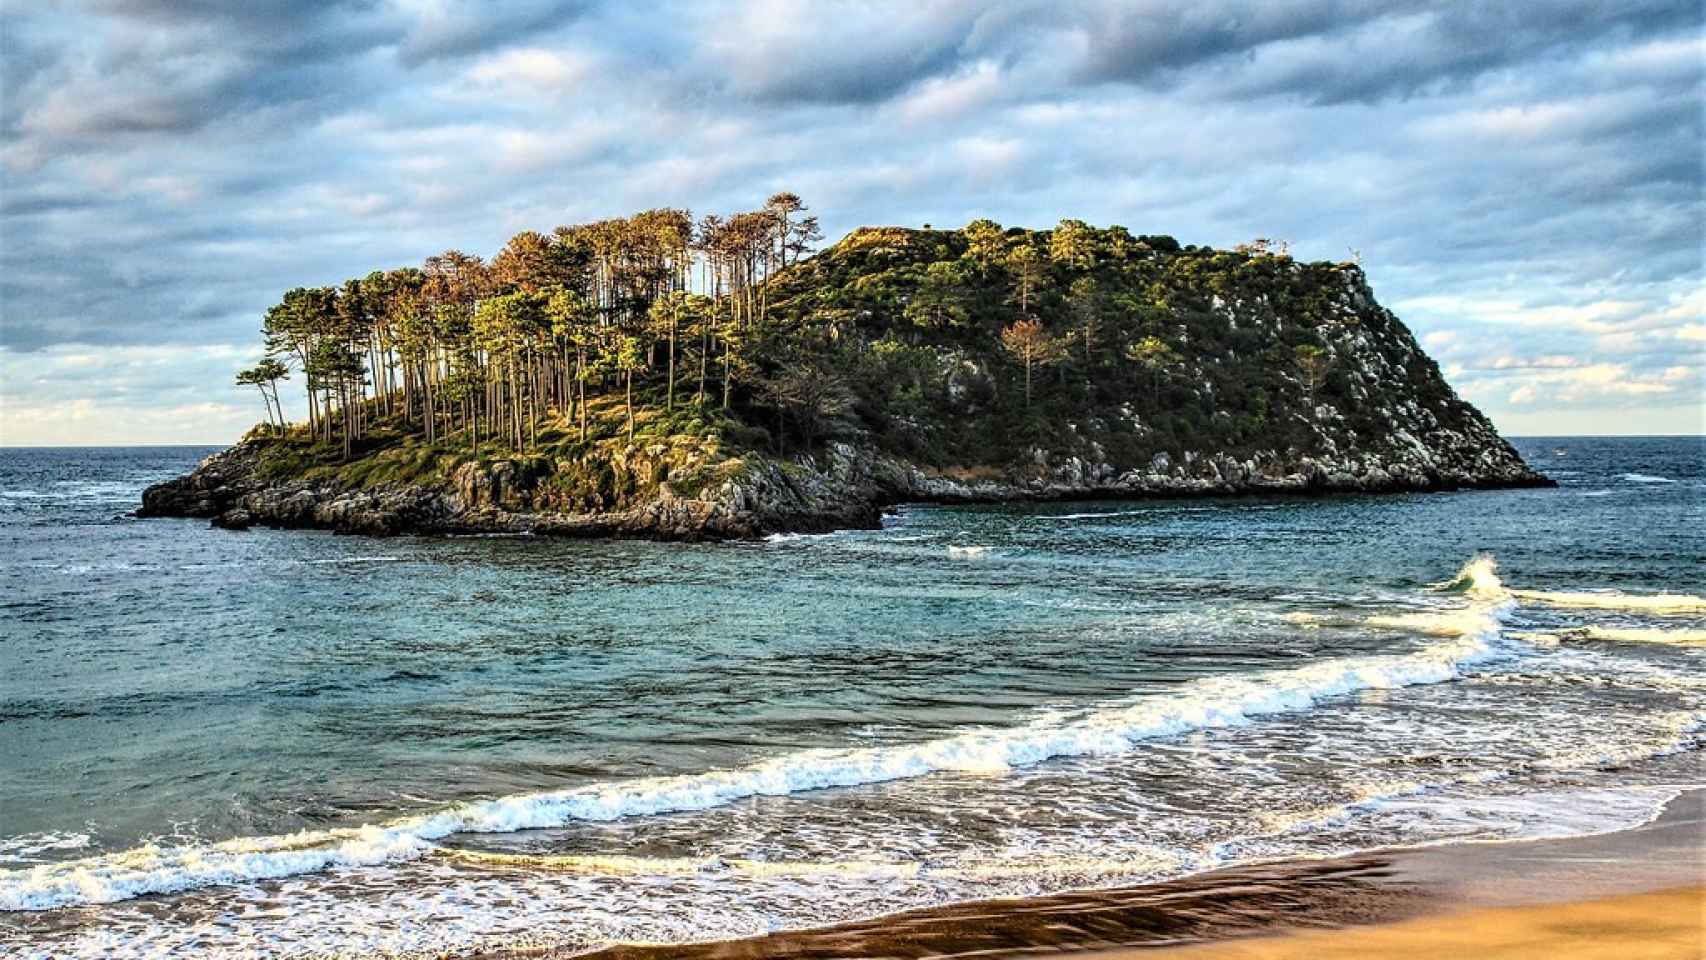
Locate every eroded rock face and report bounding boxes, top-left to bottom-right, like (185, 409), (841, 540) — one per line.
(138, 443), (267, 519)
(139, 428), (1549, 542)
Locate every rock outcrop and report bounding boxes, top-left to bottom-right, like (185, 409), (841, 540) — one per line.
(140, 429), (1548, 541)
(139, 224), (1553, 540)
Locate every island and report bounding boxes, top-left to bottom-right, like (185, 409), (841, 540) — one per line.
(139, 196), (1550, 539)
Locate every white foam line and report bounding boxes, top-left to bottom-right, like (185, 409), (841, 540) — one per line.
(763, 531), (838, 544)
(1512, 588), (1706, 614)
(0, 833), (92, 866)
(1573, 626), (1706, 647)
(1433, 554), (1706, 615)
(0, 579), (1518, 912)
(1040, 509), (1152, 521)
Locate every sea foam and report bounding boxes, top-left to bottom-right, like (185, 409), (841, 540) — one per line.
(1513, 588), (1706, 614)
(1432, 554), (1706, 614)
(1576, 626), (1706, 647)
(0, 566), (1519, 912)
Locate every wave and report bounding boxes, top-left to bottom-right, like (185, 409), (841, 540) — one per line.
(764, 531), (837, 544)
(439, 848), (928, 880)
(447, 531), (535, 539)
(1573, 626), (1706, 647)
(1512, 588), (1706, 614)
(0, 832), (92, 866)
(0, 586), (1517, 912)
(1433, 554), (1706, 614)
(1040, 509), (1151, 522)
(1367, 608), (1502, 637)
(1620, 473), (1675, 484)
(1428, 553), (1510, 602)
(442, 845), (1212, 885)
(946, 545), (993, 558)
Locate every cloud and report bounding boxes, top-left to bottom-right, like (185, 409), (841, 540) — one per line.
(694, 0), (995, 103)
(1, 0), (1702, 440)
(1102, 1), (1703, 104)
(457, 47), (599, 100)
(1496, 361), (1695, 406)
(393, 0), (590, 66)
(891, 61), (1009, 126)
(0, 343), (267, 443)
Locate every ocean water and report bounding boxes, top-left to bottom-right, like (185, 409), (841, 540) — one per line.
(0, 437), (1701, 957)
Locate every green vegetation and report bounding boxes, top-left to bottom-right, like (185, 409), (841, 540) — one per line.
(233, 197), (1467, 505)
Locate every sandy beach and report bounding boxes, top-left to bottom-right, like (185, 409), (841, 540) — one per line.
(1147, 785), (1705, 960)
(475, 787), (1703, 960)
(1150, 886), (1701, 959)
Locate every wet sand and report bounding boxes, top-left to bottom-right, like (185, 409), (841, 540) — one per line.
(478, 788), (1703, 959)
(1144, 786), (1704, 960)
(1148, 885), (1702, 959)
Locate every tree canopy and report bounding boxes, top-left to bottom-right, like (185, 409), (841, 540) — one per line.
(233, 203), (1406, 485)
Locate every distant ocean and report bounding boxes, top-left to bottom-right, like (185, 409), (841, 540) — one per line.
(1, 437), (1702, 958)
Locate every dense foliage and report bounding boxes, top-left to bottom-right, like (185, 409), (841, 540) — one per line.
(236, 200), (1472, 489)
(753, 222), (1468, 468)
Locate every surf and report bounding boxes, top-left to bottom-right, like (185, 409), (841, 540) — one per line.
(1572, 626), (1706, 647)
(1431, 553), (1706, 614)
(1512, 588), (1706, 614)
(0, 563), (1519, 912)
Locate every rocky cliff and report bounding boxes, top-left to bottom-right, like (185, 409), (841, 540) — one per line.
(139, 224), (1550, 539)
(140, 429), (1545, 540)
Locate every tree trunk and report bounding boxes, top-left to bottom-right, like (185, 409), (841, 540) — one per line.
(697, 326), (708, 404)
(722, 344), (732, 410)
(423, 369), (435, 445)
(341, 383), (353, 460)
(578, 360), (587, 443)
(625, 369), (634, 442)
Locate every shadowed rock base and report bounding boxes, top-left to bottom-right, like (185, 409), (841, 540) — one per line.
(138, 437), (1553, 541)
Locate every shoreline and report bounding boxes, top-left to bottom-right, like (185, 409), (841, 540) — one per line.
(469, 787), (1703, 959)
(1151, 886), (1702, 959)
(136, 436), (1554, 541)
(138, 478), (1557, 540)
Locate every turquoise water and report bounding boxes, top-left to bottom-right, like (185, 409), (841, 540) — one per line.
(0, 438), (1702, 957)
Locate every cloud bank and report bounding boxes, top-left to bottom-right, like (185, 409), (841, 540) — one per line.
(2, 0), (1701, 442)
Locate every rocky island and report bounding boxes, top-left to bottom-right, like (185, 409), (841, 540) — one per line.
(140, 200), (1550, 539)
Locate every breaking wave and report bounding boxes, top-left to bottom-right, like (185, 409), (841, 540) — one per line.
(0, 833), (92, 866)
(764, 531), (837, 544)
(1433, 553), (1706, 614)
(0, 571), (1517, 912)
(1513, 588), (1706, 615)
(1041, 509), (1152, 522)
(1575, 626), (1706, 647)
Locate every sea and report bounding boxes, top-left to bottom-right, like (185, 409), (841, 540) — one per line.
(0, 436), (1701, 958)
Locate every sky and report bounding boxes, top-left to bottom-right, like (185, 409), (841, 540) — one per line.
(1, 0), (1701, 444)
